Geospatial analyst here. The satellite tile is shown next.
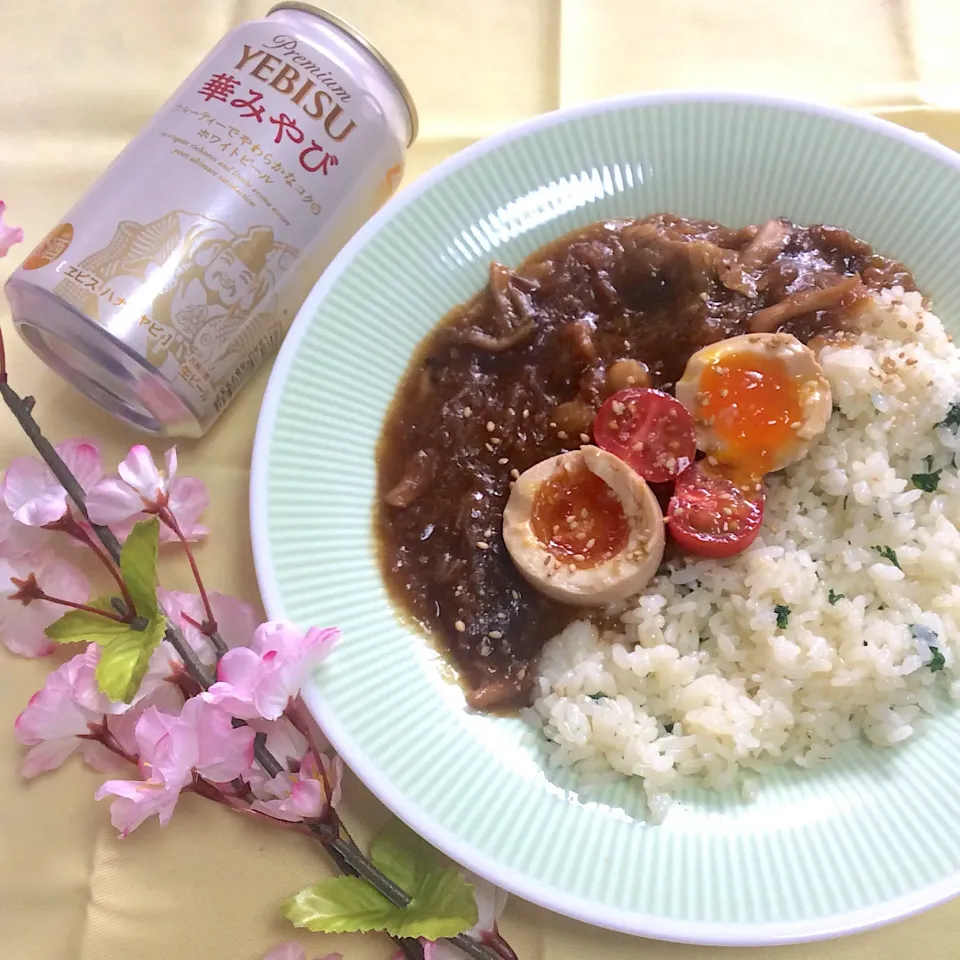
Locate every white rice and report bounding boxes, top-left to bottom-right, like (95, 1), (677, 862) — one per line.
(527, 289), (960, 819)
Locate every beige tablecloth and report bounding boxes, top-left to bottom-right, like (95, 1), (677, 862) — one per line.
(3, 1), (960, 958)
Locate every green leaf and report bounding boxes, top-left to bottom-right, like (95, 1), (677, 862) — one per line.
(874, 545), (902, 569)
(45, 596), (132, 645)
(587, 692), (607, 701)
(284, 819), (478, 940)
(930, 646), (946, 673)
(95, 619), (165, 702)
(774, 604), (791, 630)
(911, 469), (942, 493)
(284, 877), (401, 935)
(121, 517), (161, 621)
(389, 866), (478, 940)
(828, 589), (844, 606)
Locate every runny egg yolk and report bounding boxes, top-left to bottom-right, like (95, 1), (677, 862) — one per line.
(698, 351), (803, 475)
(530, 460), (630, 569)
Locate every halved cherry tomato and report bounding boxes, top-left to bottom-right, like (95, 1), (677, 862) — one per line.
(593, 388), (696, 483)
(667, 462), (765, 558)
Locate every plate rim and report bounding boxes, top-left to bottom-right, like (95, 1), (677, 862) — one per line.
(250, 89), (960, 945)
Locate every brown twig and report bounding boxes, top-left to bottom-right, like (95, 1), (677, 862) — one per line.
(61, 514), (138, 615)
(32, 591), (132, 624)
(159, 505), (219, 636)
(0, 367), (502, 960)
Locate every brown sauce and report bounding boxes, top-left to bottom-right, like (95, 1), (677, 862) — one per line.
(375, 214), (917, 711)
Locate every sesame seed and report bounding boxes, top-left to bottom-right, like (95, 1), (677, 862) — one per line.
(568, 564), (577, 573)
(498, 457), (509, 464)
(491, 437), (502, 445)
(573, 553), (585, 561)
(570, 520), (579, 529)
(522, 409), (530, 419)
(580, 508), (589, 519)
(580, 432), (591, 443)
(486, 421), (495, 432)
(484, 527), (494, 538)
(462, 406), (472, 417)
(585, 538), (596, 549)
(557, 430), (568, 440)
(455, 620), (466, 632)
(553, 524), (560, 533)
(707, 455), (718, 465)
(511, 590), (520, 600)
(790, 421), (802, 429)
(510, 468), (521, 480)
(485, 442), (494, 453)
(720, 388), (728, 398)
(489, 630), (503, 639)
(549, 421), (558, 429)
(476, 540), (490, 550)
(508, 407), (515, 416)
(577, 531), (587, 540)
(497, 611), (508, 620)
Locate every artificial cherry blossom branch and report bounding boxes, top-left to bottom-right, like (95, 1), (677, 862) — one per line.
(0, 371), (214, 683)
(0, 335), (501, 960)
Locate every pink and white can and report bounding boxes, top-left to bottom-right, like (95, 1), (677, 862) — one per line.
(5, 2), (416, 437)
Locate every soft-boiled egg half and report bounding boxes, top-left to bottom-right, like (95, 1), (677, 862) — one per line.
(675, 332), (831, 475)
(502, 445), (665, 605)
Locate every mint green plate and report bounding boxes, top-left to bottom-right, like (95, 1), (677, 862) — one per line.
(251, 93), (960, 944)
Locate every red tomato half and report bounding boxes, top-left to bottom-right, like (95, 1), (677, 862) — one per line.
(593, 388), (696, 483)
(667, 462), (765, 559)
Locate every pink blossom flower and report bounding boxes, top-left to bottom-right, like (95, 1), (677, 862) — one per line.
(15, 648), (117, 777)
(0, 549), (90, 656)
(203, 623), (339, 721)
(94, 778), (183, 835)
(263, 944), (341, 960)
(243, 715), (309, 797)
(158, 588), (258, 668)
(2, 439), (102, 527)
(15, 644), (184, 778)
(96, 697), (255, 836)
(0, 498), (51, 558)
(0, 201), (24, 258)
(87, 445), (208, 541)
(253, 750), (342, 823)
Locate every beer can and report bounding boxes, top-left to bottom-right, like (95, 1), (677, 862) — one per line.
(4, 2), (416, 437)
